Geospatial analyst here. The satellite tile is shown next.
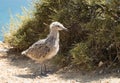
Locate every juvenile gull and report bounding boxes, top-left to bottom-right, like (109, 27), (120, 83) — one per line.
(22, 21), (67, 74)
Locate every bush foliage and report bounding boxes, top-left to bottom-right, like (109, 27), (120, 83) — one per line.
(4, 0), (120, 69)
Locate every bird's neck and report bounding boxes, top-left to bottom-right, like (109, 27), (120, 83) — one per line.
(46, 29), (59, 46)
(49, 29), (59, 39)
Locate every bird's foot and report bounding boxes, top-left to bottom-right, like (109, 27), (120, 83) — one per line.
(40, 71), (48, 77)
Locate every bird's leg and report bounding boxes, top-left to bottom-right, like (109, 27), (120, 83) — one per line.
(40, 64), (48, 75)
(40, 64), (43, 75)
(44, 64), (47, 72)
(40, 64), (47, 75)
(44, 63), (51, 73)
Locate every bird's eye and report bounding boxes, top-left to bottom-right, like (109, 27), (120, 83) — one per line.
(56, 25), (60, 27)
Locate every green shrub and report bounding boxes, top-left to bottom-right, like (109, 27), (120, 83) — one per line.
(70, 43), (92, 70)
(50, 54), (70, 69)
(4, 0), (120, 69)
(4, 0), (91, 52)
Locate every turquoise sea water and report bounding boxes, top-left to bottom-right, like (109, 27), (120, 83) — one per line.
(0, 35), (3, 41)
(0, 0), (32, 41)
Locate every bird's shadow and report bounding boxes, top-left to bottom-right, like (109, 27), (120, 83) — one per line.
(16, 73), (48, 79)
(16, 68), (56, 78)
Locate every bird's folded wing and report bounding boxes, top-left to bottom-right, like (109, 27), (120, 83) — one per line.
(26, 41), (50, 58)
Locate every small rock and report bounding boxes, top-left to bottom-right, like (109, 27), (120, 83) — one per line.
(99, 70), (103, 74)
(98, 61), (104, 67)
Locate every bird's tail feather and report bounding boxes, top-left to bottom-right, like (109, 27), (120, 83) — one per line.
(21, 50), (27, 55)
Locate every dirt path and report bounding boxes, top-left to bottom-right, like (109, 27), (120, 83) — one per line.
(0, 49), (120, 83)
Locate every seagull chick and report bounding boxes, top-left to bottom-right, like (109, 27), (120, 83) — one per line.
(22, 21), (67, 74)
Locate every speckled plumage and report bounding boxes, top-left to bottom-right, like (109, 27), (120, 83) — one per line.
(22, 21), (67, 64)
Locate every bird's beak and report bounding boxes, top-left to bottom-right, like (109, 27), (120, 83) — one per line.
(62, 27), (68, 31)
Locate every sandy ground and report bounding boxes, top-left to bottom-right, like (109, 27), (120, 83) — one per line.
(0, 43), (120, 83)
(0, 52), (120, 83)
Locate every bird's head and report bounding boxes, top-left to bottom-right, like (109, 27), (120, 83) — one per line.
(50, 21), (68, 31)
